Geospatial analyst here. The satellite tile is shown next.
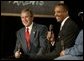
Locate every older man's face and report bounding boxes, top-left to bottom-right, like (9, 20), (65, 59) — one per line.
(21, 12), (33, 27)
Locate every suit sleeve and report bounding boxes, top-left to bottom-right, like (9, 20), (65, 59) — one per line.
(14, 31), (21, 53)
(36, 25), (48, 56)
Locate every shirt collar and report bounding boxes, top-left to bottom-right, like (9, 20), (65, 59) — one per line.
(25, 22), (33, 33)
(61, 16), (69, 27)
(28, 22), (33, 30)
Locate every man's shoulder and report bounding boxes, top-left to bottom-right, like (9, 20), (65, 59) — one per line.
(17, 27), (24, 33)
(65, 18), (78, 28)
(34, 23), (47, 28)
(67, 18), (77, 25)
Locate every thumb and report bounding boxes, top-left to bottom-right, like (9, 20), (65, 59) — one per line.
(20, 52), (22, 55)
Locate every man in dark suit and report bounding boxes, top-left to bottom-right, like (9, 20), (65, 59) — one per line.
(46, 3), (79, 60)
(54, 10), (83, 60)
(14, 8), (48, 60)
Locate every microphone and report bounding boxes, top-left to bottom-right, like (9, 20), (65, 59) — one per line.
(49, 24), (53, 32)
(78, 11), (83, 21)
(78, 11), (83, 16)
(47, 24), (54, 41)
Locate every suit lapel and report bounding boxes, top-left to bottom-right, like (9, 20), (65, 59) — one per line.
(30, 23), (37, 42)
(60, 18), (70, 32)
(21, 28), (28, 51)
(58, 18), (70, 38)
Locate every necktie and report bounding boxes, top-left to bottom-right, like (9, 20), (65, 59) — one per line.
(25, 28), (30, 50)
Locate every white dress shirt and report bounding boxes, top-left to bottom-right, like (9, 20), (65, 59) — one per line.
(60, 16), (69, 31)
(26, 22), (33, 34)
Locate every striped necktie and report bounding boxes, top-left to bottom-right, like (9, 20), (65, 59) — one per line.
(25, 28), (30, 50)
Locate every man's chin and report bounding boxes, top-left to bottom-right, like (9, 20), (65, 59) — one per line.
(24, 24), (29, 27)
(57, 20), (61, 22)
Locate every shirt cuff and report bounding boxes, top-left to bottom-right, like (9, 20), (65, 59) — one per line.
(64, 49), (70, 55)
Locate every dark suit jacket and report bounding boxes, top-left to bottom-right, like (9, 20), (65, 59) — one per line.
(14, 23), (48, 58)
(44, 18), (79, 60)
(55, 18), (79, 55)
